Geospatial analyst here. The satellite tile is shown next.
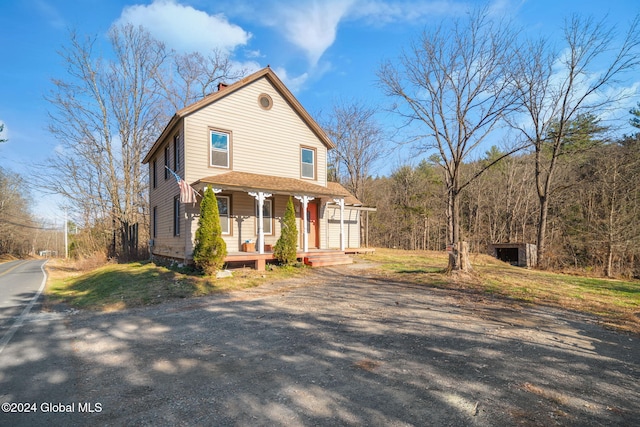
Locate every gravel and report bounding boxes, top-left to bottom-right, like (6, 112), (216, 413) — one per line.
(2, 263), (639, 426)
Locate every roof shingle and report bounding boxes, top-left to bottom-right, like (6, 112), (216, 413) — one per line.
(195, 172), (351, 198)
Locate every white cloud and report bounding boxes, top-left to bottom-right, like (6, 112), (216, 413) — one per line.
(254, 0), (471, 66)
(35, 0), (66, 29)
(272, 67), (310, 94)
(244, 49), (263, 59)
(276, 0), (356, 66)
(114, 0), (251, 54)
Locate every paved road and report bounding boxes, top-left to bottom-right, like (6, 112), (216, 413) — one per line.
(0, 260), (48, 347)
(0, 259), (80, 426)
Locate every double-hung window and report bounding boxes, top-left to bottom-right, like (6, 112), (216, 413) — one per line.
(255, 199), (273, 235)
(210, 130), (230, 168)
(301, 147), (315, 179)
(152, 206), (158, 238)
(152, 160), (157, 189)
(173, 196), (180, 236)
(164, 145), (170, 179)
(217, 196), (230, 235)
(173, 134), (179, 172)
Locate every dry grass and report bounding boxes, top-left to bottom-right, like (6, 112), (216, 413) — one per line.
(353, 359), (381, 371)
(0, 254), (19, 262)
(521, 382), (569, 406)
(358, 248), (640, 334)
(46, 258), (310, 311)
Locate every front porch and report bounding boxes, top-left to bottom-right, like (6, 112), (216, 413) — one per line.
(224, 248), (374, 271)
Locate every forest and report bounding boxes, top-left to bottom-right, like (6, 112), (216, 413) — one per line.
(0, 9), (639, 277)
(363, 128), (640, 277)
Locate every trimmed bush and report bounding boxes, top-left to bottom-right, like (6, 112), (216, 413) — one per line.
(274, 196), (298, 265)
(193, 187), (227, 275)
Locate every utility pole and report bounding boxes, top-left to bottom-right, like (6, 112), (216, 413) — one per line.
(64, 210), (68, 259)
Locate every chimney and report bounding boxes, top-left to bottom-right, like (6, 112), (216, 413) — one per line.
(217, 82), (228, 92)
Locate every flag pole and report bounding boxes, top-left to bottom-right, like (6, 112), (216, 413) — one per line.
(164, 165), (202, 198)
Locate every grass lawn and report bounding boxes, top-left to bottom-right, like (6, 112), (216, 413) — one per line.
(46, 259), (310, 311)
(45, 249), (640, 334)
(359, 248), (640, 334)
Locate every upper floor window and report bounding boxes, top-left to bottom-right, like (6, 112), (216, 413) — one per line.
(152, 160), (157, 189)
(210, 130), (230, 168)
(164, 145), (170, 179)
(173, 134), (179, 172)
(301, 147), (315, 179)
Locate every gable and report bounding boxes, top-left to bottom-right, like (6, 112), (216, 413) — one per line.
(142, 67), (334, 165)
(182, 75), (330, 183)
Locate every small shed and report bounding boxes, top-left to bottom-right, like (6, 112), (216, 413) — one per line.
(488, 243), (537, 268)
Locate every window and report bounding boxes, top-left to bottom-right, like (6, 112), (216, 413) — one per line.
(301, 147), (315, 179)
(258, 93), (273, 110)
(173, 196), (180, 236)
(164, 145), (170, 179)
(210, 130), (230, 168)
(152, 206), (157, 238)
(152, 160), (157, 189)
(173, 134), (179, 172)
(255, 199), (273, 235)
(217, 196), (230, 235)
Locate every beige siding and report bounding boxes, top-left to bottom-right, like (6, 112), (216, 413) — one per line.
(183, 77), (328, 186)
(185, 193), (306, 257)
(150, 74), (353, 262)
(150, 125), (187, 260)
(327, 207), (361, 249)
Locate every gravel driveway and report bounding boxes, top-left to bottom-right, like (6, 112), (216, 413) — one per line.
(3, 263), (639, 426)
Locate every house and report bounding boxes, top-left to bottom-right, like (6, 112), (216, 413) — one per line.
(142, 67), (374, 269)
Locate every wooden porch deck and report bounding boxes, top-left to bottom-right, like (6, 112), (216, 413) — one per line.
(224, 248), (375, 271)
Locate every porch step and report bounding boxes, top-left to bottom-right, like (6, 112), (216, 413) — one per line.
(303, 253), (353, 268)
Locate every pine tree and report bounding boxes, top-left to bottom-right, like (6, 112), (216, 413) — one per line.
(193, 187), (227, 275)
(273, 196), (298, 265)
(631, 102), (640, 130)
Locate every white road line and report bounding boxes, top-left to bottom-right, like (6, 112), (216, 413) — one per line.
(0, 260), (48, 355)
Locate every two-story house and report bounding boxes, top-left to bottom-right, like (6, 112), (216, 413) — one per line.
(142, 67), (373, 269)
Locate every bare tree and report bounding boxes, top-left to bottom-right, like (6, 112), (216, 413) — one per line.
(0, 168), (37, 256)
(155, 50), (247, 114)
(322, 99), (384, 202)
(44, 25), (167, 259)
(378, 8), (520, 271)
(511, 15), (640, 268)
(41, 25), (247, 259)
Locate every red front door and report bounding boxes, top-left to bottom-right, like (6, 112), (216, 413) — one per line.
(308, 202), (319, 249)
(301, 201), (320, 249)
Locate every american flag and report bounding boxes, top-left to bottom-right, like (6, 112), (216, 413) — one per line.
(166, 166), (198, 204)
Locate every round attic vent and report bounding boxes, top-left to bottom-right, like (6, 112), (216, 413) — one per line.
(258, 93), (273, 110)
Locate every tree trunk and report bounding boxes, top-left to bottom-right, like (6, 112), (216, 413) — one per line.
(448, 241), (472, 272)
(536, 195), (549, 269)
(447, 188), (472, 272)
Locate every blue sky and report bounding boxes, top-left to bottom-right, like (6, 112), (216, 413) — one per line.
(1, 0), (639, 221)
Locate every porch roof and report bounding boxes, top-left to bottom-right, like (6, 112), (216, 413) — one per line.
(194, 171), (351, 199)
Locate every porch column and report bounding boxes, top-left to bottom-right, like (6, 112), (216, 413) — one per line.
(294, 195), (314, 252)
(249, 191), (272, 254)
(333, 198), (345, 251)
